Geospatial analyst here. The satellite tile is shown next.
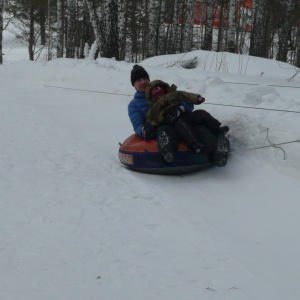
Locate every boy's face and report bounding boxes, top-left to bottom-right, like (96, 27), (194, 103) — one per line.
(151, 86), (166, 99)
(134, 77), (150, 92)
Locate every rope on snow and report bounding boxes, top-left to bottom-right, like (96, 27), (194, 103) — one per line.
(233, 128), (300, 160)
(43, 84), (132, 97)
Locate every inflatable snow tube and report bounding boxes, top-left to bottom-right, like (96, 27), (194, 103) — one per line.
(119, 134), (213, 175)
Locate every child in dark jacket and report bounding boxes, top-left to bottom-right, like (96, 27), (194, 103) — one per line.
(145, 80), (230, 166)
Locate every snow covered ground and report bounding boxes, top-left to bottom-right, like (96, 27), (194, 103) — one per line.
(1, 30), (300, 300)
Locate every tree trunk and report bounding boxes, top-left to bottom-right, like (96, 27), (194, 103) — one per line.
(80, 1), (90, 58)
(158, 0), (166, 55)
(182, 0), (196, 53)
(227, 0), (236, 53)
(86, 0), (102, 58)
(104, 0), (119, 59)
(216, 0), (225, 52)
(66, 0), (76, 58)
(147, 0), (157, 57)
(57, 0), (64, 58)
(166, 0), (180, 54)
(277, 0), (294, 62)
(39, 1), (46, 45)
(117, 0), (127, 61)
(0, 0), (3, 64)
(145, 0), (165, 57)
(249, 0), (269, 58)
(202, 0), (215, 51)
(29, 0), (35, 61)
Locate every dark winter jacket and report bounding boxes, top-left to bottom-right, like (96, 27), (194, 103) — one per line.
(145, 80), (200, 126)
(128, 88), (194, 137)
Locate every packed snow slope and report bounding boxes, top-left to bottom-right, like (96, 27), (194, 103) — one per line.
(1, 34), (300, 300)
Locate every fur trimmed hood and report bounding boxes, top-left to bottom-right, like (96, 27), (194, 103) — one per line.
(145, 80), (200, 125)
(145, 80), (177, 105)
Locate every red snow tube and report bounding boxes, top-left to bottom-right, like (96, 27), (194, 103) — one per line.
(119, 134), (213, 175)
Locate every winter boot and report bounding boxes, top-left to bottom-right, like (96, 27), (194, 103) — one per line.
(192, 142), (204, 154)
(215, 135), (230, 167)
(157, 130), (175, 163)
(217, 125), (230, 135)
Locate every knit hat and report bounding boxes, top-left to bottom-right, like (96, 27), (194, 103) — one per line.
(151, 85), (166, 99)
(131, 65), (150, 86)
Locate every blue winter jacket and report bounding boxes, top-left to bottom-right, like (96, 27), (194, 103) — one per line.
(128, 91), (194, 137)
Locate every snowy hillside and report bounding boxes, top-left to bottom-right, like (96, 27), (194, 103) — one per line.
(1, 30), (300, 300)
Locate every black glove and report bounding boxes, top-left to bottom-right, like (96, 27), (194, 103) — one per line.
(164, 105), (185, 124)
(142, 123), (157, 140)
(197, 96), (205, 104)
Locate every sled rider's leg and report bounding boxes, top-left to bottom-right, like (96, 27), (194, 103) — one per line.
(193, 124), (218, 162)
(214, 134), (230, 167)
(156, 124), (179, 163)
(173, 118), (204, 154)
(183, 110), (229, 135)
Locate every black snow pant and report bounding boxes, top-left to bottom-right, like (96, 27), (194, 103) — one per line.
(156, 112), (221, 163)
(181, 110), (222, 134)
(193, 124), (219, 162)
(173, 110), (221, 162)
(156, 124), (179, 151)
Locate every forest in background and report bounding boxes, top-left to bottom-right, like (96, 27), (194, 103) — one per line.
(0, 0), (300, 67)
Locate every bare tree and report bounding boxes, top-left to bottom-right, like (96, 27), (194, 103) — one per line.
(57, 0), (64, 58)
(79, 1), (90, 58)
(66, 0), (76, 58)
(182, 0), (196, 52)
(4, 0), (52, 61)
(28, 0), (35, 60)
(227, 0), (236, 53)
(117, 0), (127, 61)
(86, 0), (101, 58)
(102, 0), (119, 59)
(165, 0), (181, 54)
(277, 0), (294, 62)
(147, 0), (157, 57)
(158, 0), (166, 54)
(38, 0), (46, 45)
(202, 0), (216, 51)
(249, 0), (269, 58)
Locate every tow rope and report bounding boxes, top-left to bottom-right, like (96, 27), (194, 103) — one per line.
(233, 128), (300, 160)
(43, 84), (300, 114)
